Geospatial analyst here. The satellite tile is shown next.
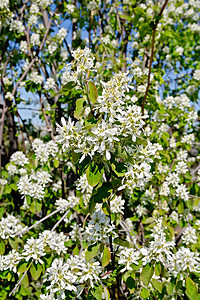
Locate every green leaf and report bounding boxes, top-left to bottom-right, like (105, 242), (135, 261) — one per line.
(35, 199), (42, 213)
(91, 285), (102, 300)
(114, 238), (132, 248)
(103, 287), (110, 300)
(186, 277), (198, 300)
(142, 217), (154, 224)
(21, 273), (29, 288)
(126, 276), (135, 290)
(111, 162), (126, 177)
(74, 98), (86, 120)
(17, 261), (30, 274)
(88, 81), (97, 104)
(89, 197), (96, 215)
(136, 136), (148, 147)
(102, 246), (111, 267)
(140, 287), (150, 298)
(90, 183), (113, 204)
(73, 246), (79, 256)
(10, 183), (18, 191)
(86, 243), (99, 262)
(151, 278), (162, 293)
(9, 237), (18, 250)
(0, 239), (5, 255)
(166, 282), (174, 295)
(86, 163), (101, 187)
(59, 81), (76, 93)
(53, 159), (59, 168)
(155, 263), (161, 276)
(30, 263), (42, 280)
(140, 264), (154, 286)
(178, 203), (184, 214)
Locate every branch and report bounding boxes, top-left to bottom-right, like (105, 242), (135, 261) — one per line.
(15, 208), (62, 236)
(51, 210), (69, 232)
(12, 16), (53, 97)
(9, 260), (32, 297)
(141, 0), (169, 115)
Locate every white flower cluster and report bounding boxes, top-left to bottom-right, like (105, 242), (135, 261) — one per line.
(36, 0), (53, 8)
(71, 46), (95, 75)
(56, 28), (67, 43)
(0, 215), (27, 239)
(57, 70), (151, 165)
(17, 170), (52, 201)
(44, 78), (56, 90)
(163, 94), (190, 111)
(0, 0), (9, 9)
(55, 196), (80, 212)
(193, 69), (200, 81)
(0, 230), (68, 272)
(30, 33), (40, 46)
(29, 71), (44, 84)
(83, 209), (117, 243)
(10, 151), (29, 166)
(118, 247), (140, 272)
(45, 253), (103, 298)
(32, 138), (58, 163)
(10, 19), (25, 33)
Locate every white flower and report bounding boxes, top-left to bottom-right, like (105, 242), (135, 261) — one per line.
(193, 69), (200, 81)
(44, 78), (56, 90)
(20, 41), (28, 53)
(30, 33), (40, 46)
(57, 28), (67, 42)
(5, 92), (14, 100)
(182, 226), (197, 245)
(10, 151), (29, 166)
(110, 195), (125, 214)
(118, 247), (140, 272)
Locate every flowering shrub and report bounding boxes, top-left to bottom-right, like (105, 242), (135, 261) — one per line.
(0, 0), (200, 299)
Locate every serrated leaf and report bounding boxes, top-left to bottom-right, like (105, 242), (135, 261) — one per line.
(140, 264), (154, 286)
(30, 263), (42, 280)
(151, 278), (162, 293)
(102, 246), (111, 267)
(74, 98), (86, 120)
(0, 240), (5, 255)
(88, 81), (97, 104)
(140, 287), (150, 298)
(86, 243), (99, 262)
(86, 163), (101, 187)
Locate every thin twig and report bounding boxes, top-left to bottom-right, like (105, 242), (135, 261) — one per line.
(12, 16), (53, 97)
(141, 0), (169, 115)
(15, 208), (62, 236)
(51, 210), (69, 232)
(9, 260), (32, 297)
